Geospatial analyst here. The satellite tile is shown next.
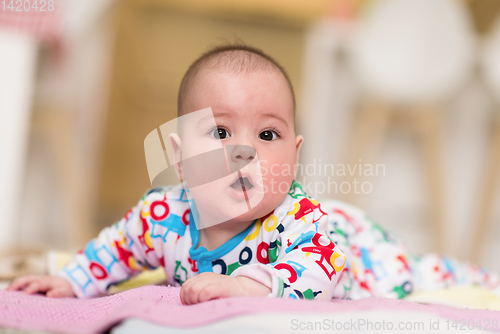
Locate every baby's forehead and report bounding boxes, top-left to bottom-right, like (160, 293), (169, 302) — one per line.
(196, 66), (289, 91)
(189, 68), (295, 111)
(187, 72), (294, 121)
(181, 51), (294, 108)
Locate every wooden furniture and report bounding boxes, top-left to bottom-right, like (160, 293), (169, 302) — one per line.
(346, 0), (475, 253)
(469, 120), (500, 260)
(346, 102), (448, 252)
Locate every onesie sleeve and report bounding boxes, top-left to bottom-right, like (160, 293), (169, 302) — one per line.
(230, 197), (346, 300)
(57, 188), (176, 298)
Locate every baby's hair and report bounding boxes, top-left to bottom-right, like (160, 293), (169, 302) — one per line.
(177, 43), (296, 117)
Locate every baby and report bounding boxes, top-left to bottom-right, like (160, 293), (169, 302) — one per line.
(7, 44), (499, 303)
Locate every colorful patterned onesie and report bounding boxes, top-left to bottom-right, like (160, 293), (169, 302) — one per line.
(323, 200), (499, 299)
(58, 181), (499, 300)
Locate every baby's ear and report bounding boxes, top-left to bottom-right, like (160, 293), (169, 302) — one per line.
(169, 133), (183, 181)
(294, 135), (303, 178)
(295, 135), (303, 156)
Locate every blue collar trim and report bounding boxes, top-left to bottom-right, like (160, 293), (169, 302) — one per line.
(188, 211), (256, 271)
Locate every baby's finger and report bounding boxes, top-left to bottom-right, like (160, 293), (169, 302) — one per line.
(198, 283), (223, 303)
(46, 287), (72, 298)
(179, 286), (186, 305)
(180, 277), (197, 305)
(23, 280), (50, 295)
(181, 282), (200, 305)
(180, 283), (192, 305)
(6, 275), (37, 291)
(46, 288), (61, 298)
(185, 279), (213, 305)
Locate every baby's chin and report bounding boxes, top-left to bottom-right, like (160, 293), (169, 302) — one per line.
(233, 191), (289, 222)
(189, 188), (288, 229)
(217, 203), (283, 227)
(225, 178), (292, 217)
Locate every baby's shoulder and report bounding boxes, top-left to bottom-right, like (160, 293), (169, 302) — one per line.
(139, 184), (191, 217)
(130, 184), (191, 232)
(141, 184), (189, 202)
(277, 181), (371, 229)
(271, 181), (328, 231)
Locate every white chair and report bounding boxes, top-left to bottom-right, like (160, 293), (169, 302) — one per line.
(347, 0), (476, 252)
(470, 15), (500, 260)
(0, 0), (115, 254)
(0, 31), (37, 253)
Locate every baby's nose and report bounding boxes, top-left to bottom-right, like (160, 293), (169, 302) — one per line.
(231, 145), (255, 161)
(227, 145), (256, 173)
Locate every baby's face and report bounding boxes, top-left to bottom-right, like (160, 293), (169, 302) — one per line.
(173, 69), (302, 226)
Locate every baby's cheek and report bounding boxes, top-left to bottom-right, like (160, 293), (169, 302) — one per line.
(245, 156), (295, 219)
(260, 159), (296, 195)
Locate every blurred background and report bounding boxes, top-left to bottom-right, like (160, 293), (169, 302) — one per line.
(1, 0), (500, 277)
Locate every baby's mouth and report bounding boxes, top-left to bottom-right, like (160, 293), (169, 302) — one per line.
(230, 176), (253, 192)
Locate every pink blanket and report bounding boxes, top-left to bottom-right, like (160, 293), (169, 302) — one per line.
(0, 286), (499, 333)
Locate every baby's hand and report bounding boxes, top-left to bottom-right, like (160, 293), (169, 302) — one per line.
(6, 275), (76, 298)
(180, 272), (271, 305)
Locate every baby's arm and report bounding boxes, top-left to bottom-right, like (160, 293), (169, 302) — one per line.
(57, 190), (166, 298)
(8, 189), (168, 298)
(231, 199), (346, 300)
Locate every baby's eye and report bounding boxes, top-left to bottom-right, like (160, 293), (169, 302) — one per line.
(212, 127), (230, 140)
(259, 130), (278, 141)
